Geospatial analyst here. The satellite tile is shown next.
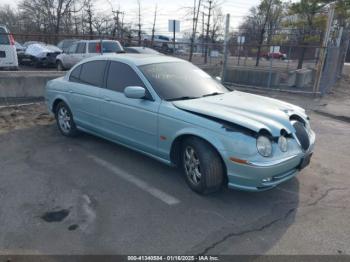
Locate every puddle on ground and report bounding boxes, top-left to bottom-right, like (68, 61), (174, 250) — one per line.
(68, 224), (79, 231)
(41, 209), (70, 222)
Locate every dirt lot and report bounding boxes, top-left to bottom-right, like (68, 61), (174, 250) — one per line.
(0, 103), (54, 135)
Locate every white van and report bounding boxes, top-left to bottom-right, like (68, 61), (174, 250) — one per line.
(0, 25), (19, 70)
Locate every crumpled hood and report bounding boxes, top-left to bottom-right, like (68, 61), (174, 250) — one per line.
(25, 44), (62, 57)
(173, 91), (307, 136)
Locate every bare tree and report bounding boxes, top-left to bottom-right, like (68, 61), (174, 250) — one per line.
(84, 0), (94, 38)
(255, 0), (274, 66)
(289, 0), (328, 69)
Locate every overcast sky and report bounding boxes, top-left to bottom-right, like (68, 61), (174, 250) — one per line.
(1, 0), (265, 36)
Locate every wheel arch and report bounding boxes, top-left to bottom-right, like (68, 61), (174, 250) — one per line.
(169, 132), (228, 182)
(52, 96), (71, 114)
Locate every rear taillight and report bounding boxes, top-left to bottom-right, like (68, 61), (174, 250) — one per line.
(9, 34), (15, 45)
(96, 43), (101, 53)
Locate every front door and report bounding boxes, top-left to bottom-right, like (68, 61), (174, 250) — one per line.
(99, 61), (160, 155)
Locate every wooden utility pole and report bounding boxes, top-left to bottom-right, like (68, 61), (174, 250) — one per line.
(151, 4), (157, 46)
(137, 0), (142, 46)
(221, 14), (230, 83)
(313, 3), (335, 94)
(204, 0), (212, 64)
(189, 0), (202, 62)
(202, 11), (205, 55)
(112, 10), (125, 39)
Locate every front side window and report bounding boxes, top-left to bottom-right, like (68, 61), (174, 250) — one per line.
(77, 61), (107, 87)
(139, 62), (229, 100)
(106, 61), (145, 93)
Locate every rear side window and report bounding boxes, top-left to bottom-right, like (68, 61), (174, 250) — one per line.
(79, 61), (107, 87)
(76, 42), (86, 54)
(69, 65), (81, 83)
(88, 41), (123, 53)
(106, 61), (145, 93)
(88, 42), (101, 53)
(0, 28), (10, 45)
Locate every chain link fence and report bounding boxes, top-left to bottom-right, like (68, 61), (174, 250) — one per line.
(1, 29), (349, 97)
(319, 29), (350, 95)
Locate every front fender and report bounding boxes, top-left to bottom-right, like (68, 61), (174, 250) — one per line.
(172, 127), (226, 152)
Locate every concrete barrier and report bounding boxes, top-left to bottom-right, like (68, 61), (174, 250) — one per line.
(295, 69), (313, 88)
(224, 67), (281, 87)
(0, 71), (64, 98)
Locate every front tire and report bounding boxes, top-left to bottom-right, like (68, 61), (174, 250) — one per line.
(55, 102), (78, 137)
(181, 137), (224, 194)
(57, 60), (65, 71)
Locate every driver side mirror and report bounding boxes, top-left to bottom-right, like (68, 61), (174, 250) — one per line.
(124, 86), (146, 99)
(215, 76), (222, 82)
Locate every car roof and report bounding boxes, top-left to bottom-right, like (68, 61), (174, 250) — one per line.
(82, 54), (185, 66)
(77, 39), (119, 43)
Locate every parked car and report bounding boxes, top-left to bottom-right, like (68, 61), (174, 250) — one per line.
(20, 43), (62, 67)
(262, 52), (287, 60)
(56, 39), (78, 53)
(22, 41), (46, 49)
(0, 25), (18, 70)
(46, 54), (315, 194)
(18, 41), (45, 64)
(143, 34), (174, 54)
(55, 39), (124, 71)
(14, 41), (25, 52)
(125, 46), (160, 55)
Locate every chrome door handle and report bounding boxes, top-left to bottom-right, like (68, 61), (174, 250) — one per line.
(104, 97), (111, 102)
(69, 90), (74, 93)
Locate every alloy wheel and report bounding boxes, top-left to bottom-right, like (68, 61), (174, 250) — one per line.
(184, 146), (202, 185)
(57, 107), (71, 133)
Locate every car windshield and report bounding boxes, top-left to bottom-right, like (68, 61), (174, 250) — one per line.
(139, 62), (229, 100)
(102, 41), (123, 53)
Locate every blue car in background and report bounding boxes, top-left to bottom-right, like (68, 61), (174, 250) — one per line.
(45, 54), (315, 194)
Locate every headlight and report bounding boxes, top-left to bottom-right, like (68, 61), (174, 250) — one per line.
(256, 135), (272, 157)
(278, 136), (288, 152)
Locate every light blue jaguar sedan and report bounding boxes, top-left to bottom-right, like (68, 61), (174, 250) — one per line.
(45, 54), (315, 194)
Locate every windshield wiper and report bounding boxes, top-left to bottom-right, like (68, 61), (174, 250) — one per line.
(202, 92), (224, 97)
(166, 96), (199, 101)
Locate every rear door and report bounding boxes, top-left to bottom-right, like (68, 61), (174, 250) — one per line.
(67, 60), (107, 132)
(0, 27), (18, 68)
(62, 43), (77, 68)
(71, 42), (86, 65)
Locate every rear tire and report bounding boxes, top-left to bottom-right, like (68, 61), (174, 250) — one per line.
(181, 137), (224, 194)
(55, 101), (78, 137)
